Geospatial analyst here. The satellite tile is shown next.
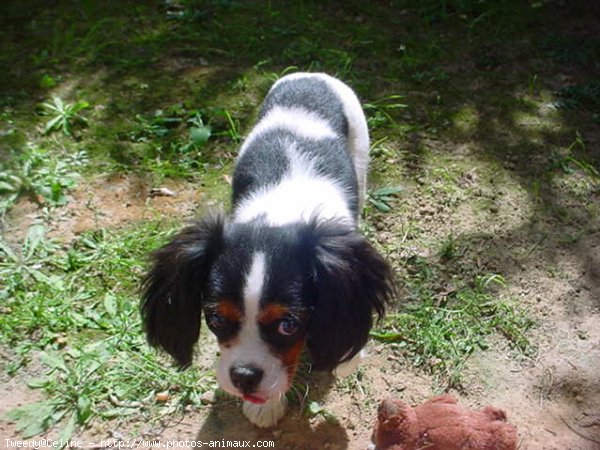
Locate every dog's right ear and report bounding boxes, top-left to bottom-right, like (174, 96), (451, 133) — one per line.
(141, 212), (224, 368)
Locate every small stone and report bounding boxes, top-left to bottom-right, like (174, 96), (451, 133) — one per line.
(155, 391), (170, 403)
(200, 390), (216, 405)
(419, 206), (435, 216)
(149, 187), (177, 198)
(577, 330), (588, 340)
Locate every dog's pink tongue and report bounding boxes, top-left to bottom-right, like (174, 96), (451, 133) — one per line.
(243, 394), (266, 405)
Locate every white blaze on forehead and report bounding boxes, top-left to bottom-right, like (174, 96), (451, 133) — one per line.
(242, 252), (267, 328)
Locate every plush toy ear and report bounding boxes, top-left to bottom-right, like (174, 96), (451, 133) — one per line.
(141, 212), (224, 368)
(305, 219), (395, 371)
(374, 398), (416, 450)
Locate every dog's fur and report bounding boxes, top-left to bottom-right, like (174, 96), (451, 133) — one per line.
(141, 73), (395, 427)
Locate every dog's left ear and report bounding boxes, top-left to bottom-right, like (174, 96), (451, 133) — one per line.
(305, 219), (395, 371)
(141, 212), (224, 368)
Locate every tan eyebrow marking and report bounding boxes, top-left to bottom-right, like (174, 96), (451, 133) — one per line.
(215, 300), (242, 322)
(257, 303), (290, 324)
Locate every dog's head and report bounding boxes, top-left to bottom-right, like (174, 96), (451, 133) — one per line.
(141, 213), (394, 404)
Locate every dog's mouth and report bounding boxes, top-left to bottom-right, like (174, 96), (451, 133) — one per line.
(243, 394), (267, 405)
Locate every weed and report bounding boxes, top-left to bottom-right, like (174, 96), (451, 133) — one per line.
(410, 68), (450, 85)
(364, 95), (408, 130)
(182, 112), (212, 150)
(0, 146), (87, 215)
(528, 74), (539, 97)
(282, 37), (353, 76)
(8, 339), (216, 440)
(130, 108), (185, 142)
(130, 110), (211, 153)
(39, 74), (57, 89)
(369, 137), (395, 159)
(212, 109), (241, 143)
(256, 64), (300, 84)
(131, 114), (174, 141)
(41, 97), (90, 136)
(306, 401), (337, 422)
(0, 223), (60, 301)
(126, 107), (215, 178)
(550, 132), (599, 179)
(367, 186), (403, 213)
(439, 233), (459, 260)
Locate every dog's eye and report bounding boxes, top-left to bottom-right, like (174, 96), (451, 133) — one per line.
(207, 312), (226, 329)
(277, 318), (300, 336)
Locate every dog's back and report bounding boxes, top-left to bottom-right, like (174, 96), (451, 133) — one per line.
(232, 73), (369, 226)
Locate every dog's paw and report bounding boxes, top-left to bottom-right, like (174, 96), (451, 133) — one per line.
(243, 397), (287, 428)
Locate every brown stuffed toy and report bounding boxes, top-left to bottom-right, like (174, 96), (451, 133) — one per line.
(373, 394), (517, 450)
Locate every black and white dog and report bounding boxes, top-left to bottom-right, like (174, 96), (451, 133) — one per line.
(141, 73), (395, 427)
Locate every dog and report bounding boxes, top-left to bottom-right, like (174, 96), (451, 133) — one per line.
(141, 73), (395, 427)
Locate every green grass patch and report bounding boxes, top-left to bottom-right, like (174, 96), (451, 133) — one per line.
(372, 267), (534, 388)
(1, 220), (216, 439)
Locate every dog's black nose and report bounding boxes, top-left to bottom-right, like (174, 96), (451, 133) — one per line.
(229, 363), (264, 394)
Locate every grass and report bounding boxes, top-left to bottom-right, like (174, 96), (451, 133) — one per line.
(372, 270), (534, 388)
(0, 0), (598, 441)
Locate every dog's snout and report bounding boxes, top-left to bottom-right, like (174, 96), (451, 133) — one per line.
(229, 363), (264, 393)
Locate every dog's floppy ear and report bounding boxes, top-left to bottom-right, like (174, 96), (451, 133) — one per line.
(305, 219), (395, 371)
(141, 212), (224, 368)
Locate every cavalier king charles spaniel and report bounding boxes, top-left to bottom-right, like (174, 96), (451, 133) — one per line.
(141, 73), (395, 428)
